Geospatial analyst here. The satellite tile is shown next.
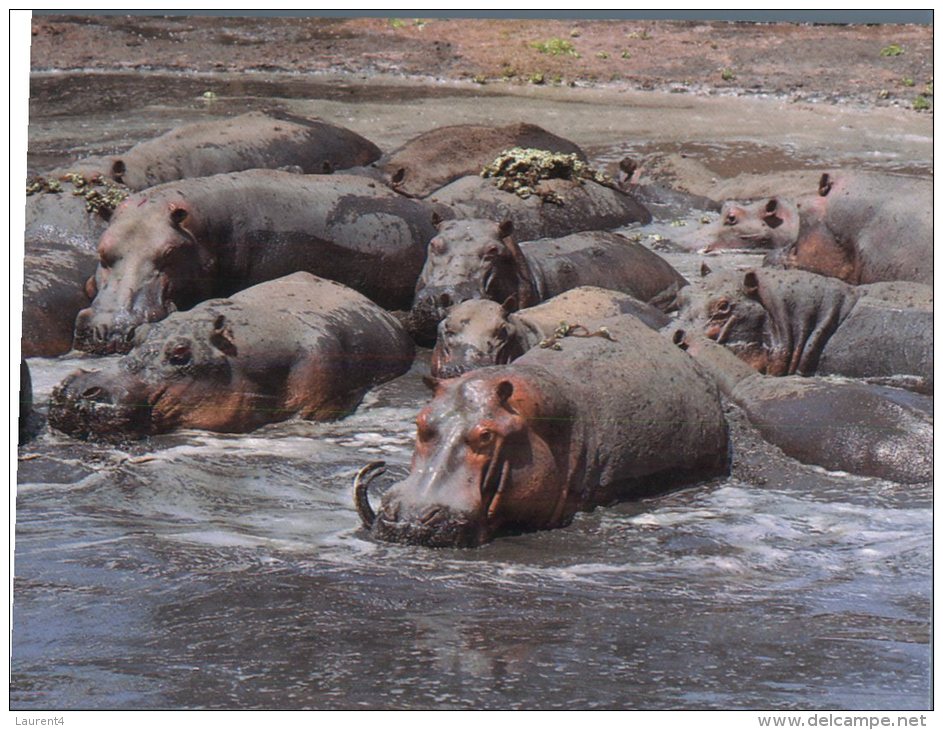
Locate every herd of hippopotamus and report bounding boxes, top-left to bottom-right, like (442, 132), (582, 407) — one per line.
(21, 110), (933, 549)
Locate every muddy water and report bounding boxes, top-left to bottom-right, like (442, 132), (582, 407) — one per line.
(15, 72), (931, 710)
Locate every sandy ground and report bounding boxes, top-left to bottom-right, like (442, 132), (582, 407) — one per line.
(30, 15), (933, 111)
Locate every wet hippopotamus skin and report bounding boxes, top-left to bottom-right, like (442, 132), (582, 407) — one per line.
(674, 331), (932, 484)
(45, 111), (382, 191)
(19, 360), (33, 445)
(75, 170), (447, 354)
(431, 286), (671, 379)
(21, 238), (99, 357)
(426, 175), (651, 242)
(354, 314), (731, 548)
(410, 219), (687, 343)
(675, 268), (933, 393)
(680, 171), (931, 285)
(50, 273), (415, 439)
(378, 123), (586, 198)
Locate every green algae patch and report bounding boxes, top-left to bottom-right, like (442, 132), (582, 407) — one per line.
(26, 172), (130, 217)
(481, 147), (614, 204)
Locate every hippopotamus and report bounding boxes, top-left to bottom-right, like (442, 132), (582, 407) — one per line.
(44, 111), (381, 191)
(75, 170), (448, 354)
(431, 286), (671, 378)
(410, 219), (687, 342)
(673, 330), (932, 484)
(676, 268), (933, 393)
(49, 273), (414, 439)
(353, 314), (730, 547)
(679, 171), (931, 285)
(426, 175), (651, 242)
(21, 238), (99, 357)
(379, 123), (586, 198)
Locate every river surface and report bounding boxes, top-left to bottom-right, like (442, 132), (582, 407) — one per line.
(14, 71), (932, 710)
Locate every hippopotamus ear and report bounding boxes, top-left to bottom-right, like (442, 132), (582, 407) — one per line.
(762, 199), (784, 229)
(209, 314), (238, 357)
(496, 379), (517, 413)
(741, 270), (761, 300)
(84, 275), (98, 301)
(110, 159), (126, 183)
(671, 328), (689, 351)
(498, 219), (514, 240)
(168, 204), (198, 239)
(818, 173), (832, 197)
(431, 210), (444, 229)
(699, 262), (712, 277)
(499, 295), (518, 314)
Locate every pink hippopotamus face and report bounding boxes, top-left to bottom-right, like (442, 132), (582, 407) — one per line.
(355, 372), (569, 547)
(73, 196), (216, 355)
(678, 197), (800, 253)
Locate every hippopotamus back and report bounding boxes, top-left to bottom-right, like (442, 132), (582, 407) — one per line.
(381, 122), (587, 198)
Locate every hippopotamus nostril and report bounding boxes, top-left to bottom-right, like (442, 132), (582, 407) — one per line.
(80, 385), (112, 404)
(418, 506), (444, 525)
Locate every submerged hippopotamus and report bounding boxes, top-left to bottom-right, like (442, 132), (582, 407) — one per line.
(427, 175), (651, 242)
(410, 219), (687, 342)
(21, 238), (99, 357)
(354, 314), (730, 547)
(674, 331), (932, 484)
(75, 170), (447, 354)
(379, 123), (586, 198)
(50, 273), (414, 438)
(431, 286), (670, 379)
(679, 171), (931, 285)
(676, 268), (933, 393)
(45, 111), (381, 191)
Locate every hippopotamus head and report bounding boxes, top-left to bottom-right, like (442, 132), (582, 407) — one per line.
(678, 197), (799, 253)
(430, 299), (528, 379)
(73, 194), (217, 354)
(410, 219), (539, 344)
(355, 370), (574, 548)
(50, 307), (243, 439)
(674, 271), (769, 372)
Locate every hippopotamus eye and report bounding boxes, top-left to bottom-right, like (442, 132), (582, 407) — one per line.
(711, 299), (732, 317)
(167, 343), (192, 366)
(495, 326), (509, 342)
(469, 426), (496, 452)
(724, 213), (738, 226)
(429, 238), (447, 255)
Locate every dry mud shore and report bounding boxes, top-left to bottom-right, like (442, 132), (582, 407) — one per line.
(31, 15), (933, 110)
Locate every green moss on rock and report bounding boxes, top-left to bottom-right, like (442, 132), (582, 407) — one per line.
(481, 147), (614, 204)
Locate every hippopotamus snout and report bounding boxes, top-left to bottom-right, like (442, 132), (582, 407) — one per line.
(372, 499), (484, 548)
(354, 461), (493, 549)
(48, 367), (150, 440)
(73, 307), (142, 354)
